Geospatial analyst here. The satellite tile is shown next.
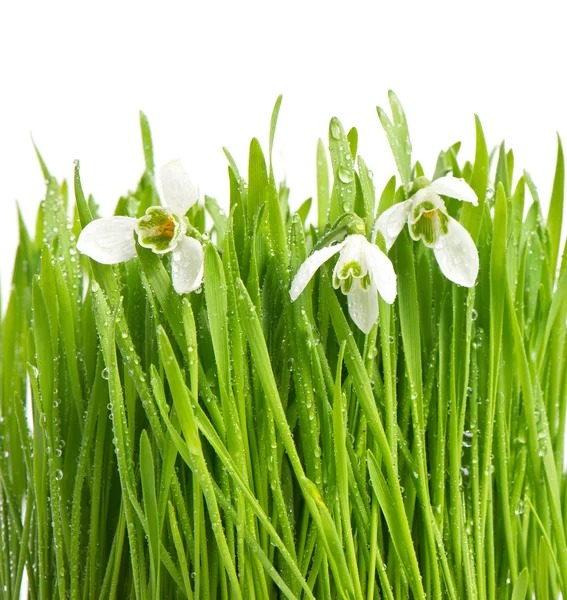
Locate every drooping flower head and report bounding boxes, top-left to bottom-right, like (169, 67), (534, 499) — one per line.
(374, 175), (479, 287)
(290, 234), (397, 334)
(77, 160), (204, 294)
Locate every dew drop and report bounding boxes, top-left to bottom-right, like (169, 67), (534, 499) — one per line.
(338, 165), (354, 184)
(101, 368), (109, 380)
(330, 119), (341, 139)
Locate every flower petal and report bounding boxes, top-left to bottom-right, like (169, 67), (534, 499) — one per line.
(159, 160), (199, 215)
(364, 242), (397, 304)
(289, 241), (347, 301)
(334, 234), (368, 278)
(428, 176), (478, 205)
(347, 280), (378, 334)
(373, 199), (412, 250)
(171, 236), (204, 294)
(433, 217), (479, 287)
(76, 217), (137, 264)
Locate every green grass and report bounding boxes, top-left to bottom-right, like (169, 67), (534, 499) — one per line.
(1, 93), (567, 599)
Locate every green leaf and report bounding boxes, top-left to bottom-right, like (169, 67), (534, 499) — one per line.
(157, 326), (242, 599)
(367, 451), (423, 598)
(511, 569), (529, 600)
(317, 139), (330, 230)
(269, 94), (283, 169)
(460, 115), (488, 241)
(204, 195), (227, 247)
(248, 138), (269, 232)
(140, 430), (160, 597)
(139, 110), (155, 175)
(328, 116), (356, 220)
(547, 134), (564, 277)
(376, 90), (412, 186)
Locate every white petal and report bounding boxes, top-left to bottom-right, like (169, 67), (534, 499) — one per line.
(428, 176), (478, 205)
(289, 241), (347, 301)
(373, 199), (412, 250)
(433, 217), (479, 287)
(364, 242), (397, 304)
(159, 160), (199, 215)
(76, 217), (137, 264)
(171, 236), (204, 294)
(334, 235), (368, 277)
(347, 280), (378, 334)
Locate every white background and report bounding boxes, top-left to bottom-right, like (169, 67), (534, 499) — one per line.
(1, 0), (566, 295)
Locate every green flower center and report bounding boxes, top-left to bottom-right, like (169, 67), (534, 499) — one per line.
(333, 260), (371, 294)
(409, 201), (449, 247)
(135, 207), (185, 254)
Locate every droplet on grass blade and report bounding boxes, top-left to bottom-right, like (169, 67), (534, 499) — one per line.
(338, 165), (354, 184)
(330, 119), (342, 139)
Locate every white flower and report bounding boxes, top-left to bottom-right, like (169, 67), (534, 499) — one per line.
(290, 234), (397, 334)
(77, 160), (204, 294)
(374, 175), (479, 287)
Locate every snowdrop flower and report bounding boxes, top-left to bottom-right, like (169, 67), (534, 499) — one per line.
(290, 234), (397, 334)
(77, 160), (204, 294)
(374, 175), (479, 287)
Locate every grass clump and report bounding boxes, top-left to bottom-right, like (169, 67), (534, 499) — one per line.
(1, 92), (567, 599)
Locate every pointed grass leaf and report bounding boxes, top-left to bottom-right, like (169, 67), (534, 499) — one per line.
(511, 569), (529, 600)
(204, 195), (227, 247)
(376, 91), (412, 187)
(269, 94), (283, 169)
(140, 430), (160, 597)
(367, 451), (423, 598)
(328, 116), (356, 219)
(317, 139), (331, 230)
(157, 326), (242, 599)
(547, 134), (564, 277)
(139, 110), (155, 175)
(460, 115), (488, 241)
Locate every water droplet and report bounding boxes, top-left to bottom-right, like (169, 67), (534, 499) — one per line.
(101, 368), (109, 380)
(330, 119), (341, 139)
(55, 469), (63, 481)
(338, 165), (354, 184)
(31, 365), (39, 378)
(471, 309), (478, 321)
